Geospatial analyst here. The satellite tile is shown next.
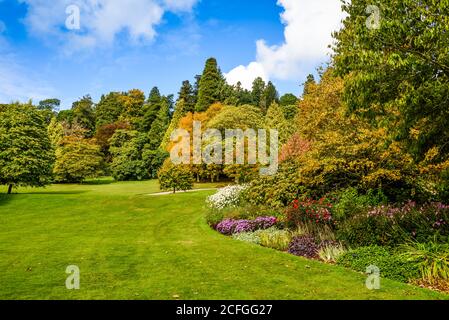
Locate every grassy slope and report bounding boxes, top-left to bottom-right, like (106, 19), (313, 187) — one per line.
(0, 180), (447, 300)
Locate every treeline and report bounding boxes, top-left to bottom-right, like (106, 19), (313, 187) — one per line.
(0, 57), (303, 193)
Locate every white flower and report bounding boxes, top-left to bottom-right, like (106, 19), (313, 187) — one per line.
(206, 184), (248, 211)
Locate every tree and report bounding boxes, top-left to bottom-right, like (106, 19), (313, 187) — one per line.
(94, 121), (130, 162)
(109, 130), (149, 181)
(279, 93), (298, 107)
(0, 103), (54, 194)
(178, 80), (196, 113)
(38, 99), (60, 111)
(53, 133), (104, 183)
(147, 87), (162, 106)
(71, 95), (96, 136)
(147, 97), (170, 150)
(95, 92), (123, 128)
(195, 58), (221, 112)
(302, 74), (316, 97)
(333, 0), (449, 163)
(251, 77), (266, 107)
(265, 102), (292, 144)
(119, 89), (146, 128)
(160, 99), (187, 151)
(158, 159), (194, 193)
(260, 81), (279, 113)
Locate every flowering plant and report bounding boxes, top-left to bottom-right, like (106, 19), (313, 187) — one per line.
(206, 185), (248, 211)
(216, 216), (277, 235)
(285, 197), (334, 227)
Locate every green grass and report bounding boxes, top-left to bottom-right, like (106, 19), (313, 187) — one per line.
(0, 180), (447, 300)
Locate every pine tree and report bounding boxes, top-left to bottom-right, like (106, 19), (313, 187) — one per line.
(148, 97), (170, 149)
(302, 74), (316, 97)
(251, 77), (266, 107)
(260, 81), (279, 113)
(195, 58), (221, 112)
(147, 87), (162, 105)
(178, 80), (195, 113)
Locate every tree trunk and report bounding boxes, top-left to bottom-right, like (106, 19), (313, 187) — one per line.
(173, 187), (176, 194)
(7, 184), (13, 194)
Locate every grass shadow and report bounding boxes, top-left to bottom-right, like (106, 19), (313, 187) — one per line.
(80, 178), (116, 185)
(0, 194), (13, 206)
(19, 191), (89, 195)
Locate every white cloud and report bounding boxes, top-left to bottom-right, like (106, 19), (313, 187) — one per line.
(18, 0), (198, 51)
(225, 0), (345, 89)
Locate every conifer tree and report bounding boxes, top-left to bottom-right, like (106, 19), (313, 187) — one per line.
(195, 58), (221, 112)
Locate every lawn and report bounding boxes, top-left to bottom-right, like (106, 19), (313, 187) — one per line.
(0, 180), (447, 300)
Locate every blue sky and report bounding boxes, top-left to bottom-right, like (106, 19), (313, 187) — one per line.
(0, 0), (344, 109)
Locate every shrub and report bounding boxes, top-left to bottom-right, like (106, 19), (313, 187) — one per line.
(318, 243), (347, 263)
(333, 187), (387, 221)
(337, 246), (420, 283)
(294, 222), (336, 242)
(205, 210), (224, 228)
(288, 236), (319, 259)
(215, 217), (277, 235)
(285, 197), (334, 228)
(258, 227), (292, 251)
(400, 241), (449, 284)
(232, 232), (261, 245)
(206, 185), (248, 211)
(336, 201), (449, 247)
(158, 160), (194, 193)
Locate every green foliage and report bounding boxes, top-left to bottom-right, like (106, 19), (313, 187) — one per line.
(71, 95), (96, 137)
(281, 104), (299, 120)
(279, 93), (298, 107)
(400, 241), (449, 284)
(337, 246), (420, 283)
(265, 102), (292, 144)
(318, 243), (347, 263)
(0, 103), (54, 193)
(195, 58), (221, 112)
(178, 80), (196, 113)
(207, 105), (264, 131)
(95, 92), (123, 128)
(109, 130), (149, 181)
(53, 135), (104, 183)
(334, 0), (449, 164)
(232, 232), (262, 245)
(147, 97), (170, 150)
(251, 77), (265, 107)
(333, 187), (388, 221)
(260, 81), (279, 113)
(258, 227), (292, 251)
(158, 160), (194, 193)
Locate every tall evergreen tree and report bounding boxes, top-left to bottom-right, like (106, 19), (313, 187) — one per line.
(302, 74), (316, 97)
(147, 87), (162, 106)
(260, 81), (279, 113)
(178, 80), (195, 113)
(251, 77), (266, 107)
(148, 97), (171, 149)
(195, 58), (221, 112)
